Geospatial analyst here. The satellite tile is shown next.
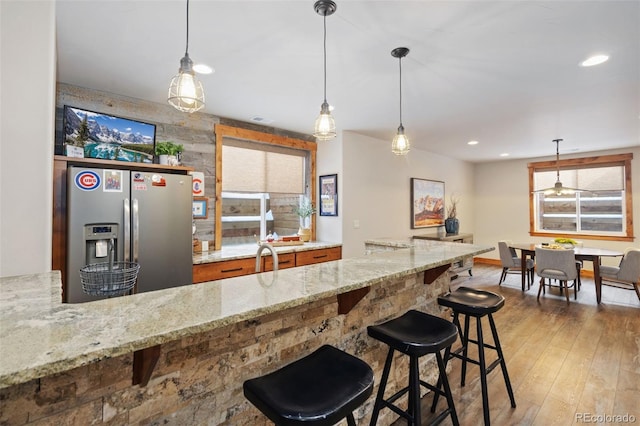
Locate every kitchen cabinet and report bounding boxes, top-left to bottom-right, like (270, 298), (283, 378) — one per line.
(262, 253), (295, 272)
(295, 247), (342, 266)
(413, 233), (474, 278)
(193, 246), (342, 284)
(193, 258), (256, 283)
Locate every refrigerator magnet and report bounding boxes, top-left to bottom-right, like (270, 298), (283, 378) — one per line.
(103, 170), (123, 192)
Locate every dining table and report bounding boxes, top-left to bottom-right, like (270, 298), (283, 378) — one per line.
(509, 243), (623, 304)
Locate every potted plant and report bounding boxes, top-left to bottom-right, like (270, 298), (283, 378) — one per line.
(444, 195), (460, 235)
(292, 199), (316, 242)
(155, 141), (183, 165)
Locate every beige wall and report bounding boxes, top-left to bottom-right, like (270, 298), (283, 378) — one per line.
(340, 131), (476, 259)
(473, 146), (640, 270)
(0, 1), (56, 277)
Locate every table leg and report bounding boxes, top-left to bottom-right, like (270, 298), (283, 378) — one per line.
(593, 256), (602, 304)
(521, 254), (526, 291)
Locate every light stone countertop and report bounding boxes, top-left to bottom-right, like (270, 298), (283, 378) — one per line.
(193, 241), (342, 264)
(0, 240), (493, 389)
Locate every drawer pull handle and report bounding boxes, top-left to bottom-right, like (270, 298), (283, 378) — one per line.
(221, 267), (243, 273)
(280, 260), (291, 265)
(313, 254), (328, 259)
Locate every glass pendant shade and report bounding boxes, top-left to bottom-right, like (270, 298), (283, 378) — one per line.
(314, 101), (336, 140)
(168, 54), (205, 113)
(392, 125), (410, 155)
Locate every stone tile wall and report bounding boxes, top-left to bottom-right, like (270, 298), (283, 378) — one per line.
(0, 271), (450, 425)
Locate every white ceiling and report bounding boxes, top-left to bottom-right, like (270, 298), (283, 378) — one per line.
(55, 0), (640, 163)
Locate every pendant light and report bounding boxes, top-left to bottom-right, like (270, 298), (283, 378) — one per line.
(168, 0), (205, 113)
(391, 47), (410, 155)
(535, 139), (583, 196)
(313, 0), (337, 141)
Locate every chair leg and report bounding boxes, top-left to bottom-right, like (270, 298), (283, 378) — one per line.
(499, 268), (507, 285)
(460, 314), (471, 387)
(409, 355), (421, 426)
(346, 413), (356, 426)
(537, 278), (544, 300)
(563, 280), (570, 304)
(634, 283), (640, 301)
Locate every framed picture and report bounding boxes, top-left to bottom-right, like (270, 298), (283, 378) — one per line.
(193, 197), (208, 219)
(63, 106), (156, 163)
(319, 174), (338, 216)
(410, 178), (445, 229)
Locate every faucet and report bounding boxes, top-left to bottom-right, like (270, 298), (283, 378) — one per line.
(256, 243), (278, 273)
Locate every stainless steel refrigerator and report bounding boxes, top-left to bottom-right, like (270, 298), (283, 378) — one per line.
(66, 166), (193, 303)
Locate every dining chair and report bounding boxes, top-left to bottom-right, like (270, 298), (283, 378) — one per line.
(498, 241), (534, 288)
(599, 248), (640, 302)
(535, 247), (578, 304)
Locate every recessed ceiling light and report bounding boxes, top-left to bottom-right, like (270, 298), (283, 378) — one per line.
(467, 140), (479, 145)
(580, 54), (609, 67)
(193, 64), (214, 74)
(500, 153), (509, 157)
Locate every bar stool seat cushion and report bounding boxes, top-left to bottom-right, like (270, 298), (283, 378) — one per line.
(367, 309), (458, 357)
(243, 345), (374, 426)
(437, 286), (505, 315)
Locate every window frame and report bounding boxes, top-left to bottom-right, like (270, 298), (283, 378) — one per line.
(214, 124), (317, 250)
(528, 153), (634, 242)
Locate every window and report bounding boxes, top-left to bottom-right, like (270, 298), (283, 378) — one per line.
(528, 153), (633, 241)
(214, 125), (317, 249)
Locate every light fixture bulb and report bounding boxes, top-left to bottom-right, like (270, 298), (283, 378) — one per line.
(392, 125), (410, 155)
(580, 54), (609, 67)
(314, 101), (336, 140)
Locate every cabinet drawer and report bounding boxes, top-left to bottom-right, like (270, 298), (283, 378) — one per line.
(193, 258), (256, 283)
(262, 253), (295, 272)
(295, 247), (342, 266)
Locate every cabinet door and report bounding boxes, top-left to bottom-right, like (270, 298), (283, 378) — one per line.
(193, 258), (256, 283)
(262, 253), (295, 272)
(295, 247), (342, 266)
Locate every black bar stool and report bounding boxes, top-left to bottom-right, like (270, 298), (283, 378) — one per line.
(367, 309), (459, 426)
(433, 286), (516, 426)
(243, 345), (374, 425)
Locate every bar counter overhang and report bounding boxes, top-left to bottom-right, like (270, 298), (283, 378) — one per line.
(0, 240), (493, 425)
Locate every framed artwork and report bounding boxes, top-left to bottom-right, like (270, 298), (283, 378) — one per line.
(410, 178), (445, 229)
(63, 106), (156, 163)
(193, 197), (208, 219)
(319, 174), (338, 216)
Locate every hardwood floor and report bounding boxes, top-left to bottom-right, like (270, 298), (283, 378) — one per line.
(391, 264), (640, 425)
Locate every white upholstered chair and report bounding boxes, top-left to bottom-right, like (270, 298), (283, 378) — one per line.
(599, 248), (640, 302)
(498, 241), (534, 288)
(535, 247), (578, 304)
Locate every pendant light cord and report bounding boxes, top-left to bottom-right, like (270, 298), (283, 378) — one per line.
(398, 56), (403, 126)
(554, 138), (562, 181)
(323, 14), (327, 103)
(185, 0), (190, 55)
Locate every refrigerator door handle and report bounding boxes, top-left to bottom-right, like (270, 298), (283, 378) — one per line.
(124, 198), (131, 262)
(133, 198), (139, 262)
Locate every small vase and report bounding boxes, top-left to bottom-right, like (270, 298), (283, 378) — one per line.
(444, 218), (459, 235)
(158, 154), (169, 165)
(298, 227), (311, 242)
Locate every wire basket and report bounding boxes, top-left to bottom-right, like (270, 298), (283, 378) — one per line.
(80, 261), (140, 297)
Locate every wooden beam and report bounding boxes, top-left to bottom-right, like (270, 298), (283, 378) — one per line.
(337, 287), (370, 315)
(132, 345), (161, 387)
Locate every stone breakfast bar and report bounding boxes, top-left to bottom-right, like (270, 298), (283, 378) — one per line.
(0, 240), (492, 425)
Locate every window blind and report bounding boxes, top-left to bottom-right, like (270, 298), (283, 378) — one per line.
(222, 138), (305, 194)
